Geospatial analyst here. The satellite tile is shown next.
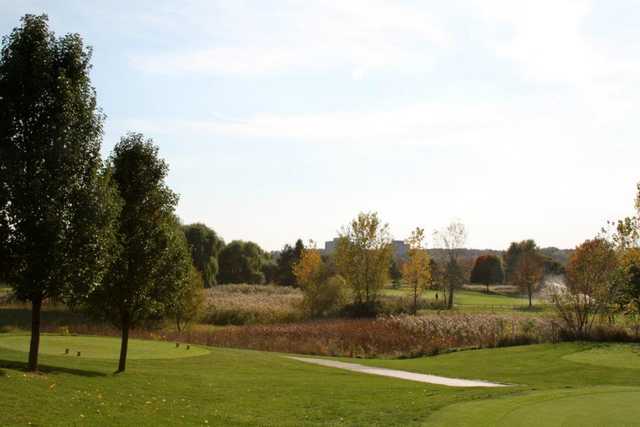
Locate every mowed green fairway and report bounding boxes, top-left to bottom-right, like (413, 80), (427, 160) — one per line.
(1, 334), (640, 426)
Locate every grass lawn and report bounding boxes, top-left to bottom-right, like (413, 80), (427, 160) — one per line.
(0, 335), (209, 359)
(1, 334), (640, 426)
(384, 287), (550, 313)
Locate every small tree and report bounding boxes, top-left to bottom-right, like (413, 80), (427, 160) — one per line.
(171, 265), (205, 332)
(182, 223), (224, 287)
(293, 244), (346, 317)
(0, 15), (117, 371)
(513, 250), (544, 308)
(552, 238), (617, 337)
(88, 134), (191, 372)
(275, 239), (304, 286)
(433, 221), (467, 309)
(470, 255), (504, 293)
(335, 212), (393, 313)
(402, 228), (431, 314)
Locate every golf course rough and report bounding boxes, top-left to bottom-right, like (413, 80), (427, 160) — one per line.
(0, 334), (209, 359)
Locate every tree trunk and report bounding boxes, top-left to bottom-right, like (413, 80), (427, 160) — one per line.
(413, 288), (418, 315)
(486, 283), (490, 294)
(27, 296), (42, 372)
(447, 284), (454, 309)
(117, 314), (130, 373)
(528, 286), (533, 308)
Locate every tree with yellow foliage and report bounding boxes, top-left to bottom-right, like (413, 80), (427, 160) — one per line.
(402, 228), (431, 314)
(335, 212), (393, 313)
(293, 242), (346, 317)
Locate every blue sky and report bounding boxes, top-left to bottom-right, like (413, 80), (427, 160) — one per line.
(2, 0), (640, 250)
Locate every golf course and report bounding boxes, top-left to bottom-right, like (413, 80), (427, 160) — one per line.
(1, 334), (639, 426)
(2, 4), (640, 426)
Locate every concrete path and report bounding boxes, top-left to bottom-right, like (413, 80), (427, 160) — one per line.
(287, 356), (507, 388)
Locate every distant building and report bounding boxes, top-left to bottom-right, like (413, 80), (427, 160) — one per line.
(323, 238), (408, 259)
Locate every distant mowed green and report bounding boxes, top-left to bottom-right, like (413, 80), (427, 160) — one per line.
(0, 334), (209, 359)
(426, 386), (640, 426)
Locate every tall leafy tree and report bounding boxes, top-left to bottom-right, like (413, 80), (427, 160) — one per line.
(335, 212), (393, 312)
(503, 239), (537, 283)
(182, 223), (224, 287)
(504, 240), (544, 307)
(88, 133), (191, 373)
(470, 255), (504, 293)
(0, 15), (117, 371)
(217, 240), (266, 284)
(275, 239), (304, 286)
(513, 250), (544, 308)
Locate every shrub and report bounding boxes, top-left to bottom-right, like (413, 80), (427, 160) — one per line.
(170, 265), (205, 332)
(303, 275), (347, 317)
(293, 247), (347, 317)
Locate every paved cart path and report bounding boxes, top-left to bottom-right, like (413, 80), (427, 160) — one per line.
(287, 356), (508, 388)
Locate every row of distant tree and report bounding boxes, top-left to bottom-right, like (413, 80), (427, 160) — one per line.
(181, 222), (305, 287)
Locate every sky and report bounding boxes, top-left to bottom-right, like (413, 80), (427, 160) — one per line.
(2, 0), (639, 251)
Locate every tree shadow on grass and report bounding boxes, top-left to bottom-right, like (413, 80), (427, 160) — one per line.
(0, 359), (106, 377)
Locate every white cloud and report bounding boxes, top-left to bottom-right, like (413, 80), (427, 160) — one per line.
(129, 0), (448, 76)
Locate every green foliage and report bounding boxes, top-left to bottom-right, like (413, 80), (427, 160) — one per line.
(275, 239), (304, 286)
(260, 254), (278, 284)
(470, 255), (504, 292)
(503, 239), (538, 283)
(182, 223), (224, 287)
(170, 265), (205, 332)
(87, 133), (191, 371)
(335, 212), (393, 310)
(217, 240), (267, 284)
(0, 14), (117, 370)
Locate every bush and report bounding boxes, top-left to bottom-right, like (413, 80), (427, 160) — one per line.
(302, 275), (347, 317)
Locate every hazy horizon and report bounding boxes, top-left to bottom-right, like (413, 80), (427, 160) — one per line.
(2, 1), (639, 251)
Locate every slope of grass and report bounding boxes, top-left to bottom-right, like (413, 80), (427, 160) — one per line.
(1, 334), (640, 426)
